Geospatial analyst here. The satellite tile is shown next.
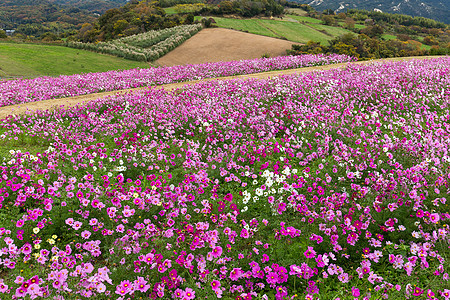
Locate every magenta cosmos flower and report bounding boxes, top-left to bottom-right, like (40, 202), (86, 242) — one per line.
(304, 246), (316, 259)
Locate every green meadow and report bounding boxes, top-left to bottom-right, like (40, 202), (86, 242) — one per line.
(196, 16), (355, 44)
(0, 42), (150, 79)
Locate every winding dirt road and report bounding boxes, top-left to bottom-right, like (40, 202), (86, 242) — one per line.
(0, 56), (441, 120)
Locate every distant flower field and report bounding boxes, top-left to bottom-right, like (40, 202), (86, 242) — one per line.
(0, 54), (355, 107)
(0, 57), (449, 300)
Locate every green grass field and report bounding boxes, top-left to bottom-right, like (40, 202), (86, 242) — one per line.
(285, 15), (322, 24)
(0, 42), (150, 79)
(198, 17), (278, 38)
(285, 8), (308, 16)
(199, 16), (353, 44)
(259, 19), (333, 44)
(354, 23), (367, 29)
(163, 7), (178, 14)
(381, 34), (397, 40)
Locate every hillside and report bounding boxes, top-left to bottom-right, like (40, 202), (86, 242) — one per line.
(0, 0), (128, 36)
(298, 0), (450, 24)
(197, 16), (354, 45)
(0, 42), (148, 78)
(156, 28), (298, 66)
(50, 0), (128, 13)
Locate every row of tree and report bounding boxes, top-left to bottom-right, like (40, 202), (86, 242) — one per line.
(199, 0), (284, 18)
(346, 9), (447, 29)
(288, 33), (450, 59)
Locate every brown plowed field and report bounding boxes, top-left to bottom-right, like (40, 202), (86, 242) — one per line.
(0, 56), (441, 120)
(156, 28), (298, 66)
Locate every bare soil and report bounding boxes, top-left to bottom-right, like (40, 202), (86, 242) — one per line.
(0, 56), (441, 120)
(156, 28), (299, 66)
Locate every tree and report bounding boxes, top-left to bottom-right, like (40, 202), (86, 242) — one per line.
(219, 1), (234, 14)
(41, 32), (59, 41)
(361, 25), (384, 38)
(344, 17), (355, 30)
(0, 29), (7, 38)
(423, 35), (438, 45)
(330, 42), (359, 58)
(184, 14), (195, 24)
(322, 15), (334, 26)
(397, 34), (409, 41)
(337, 12), (346, 19)
(113, 19), (129, 35)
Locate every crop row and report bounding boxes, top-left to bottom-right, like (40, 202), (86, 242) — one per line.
(0, 54), (356, 108)
(66, 24), (203, 62)
(0, 57), (449, 299)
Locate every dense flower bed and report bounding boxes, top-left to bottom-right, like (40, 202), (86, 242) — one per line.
(0, 54), (355, 107)
(0, 57), (449, 300)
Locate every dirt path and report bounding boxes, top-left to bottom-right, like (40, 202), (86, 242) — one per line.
(0, 56), (442, 120)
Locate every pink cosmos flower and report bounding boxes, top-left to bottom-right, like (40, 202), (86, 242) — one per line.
(81, 230), (91, 239)
(351, 287), (360, 297)
(184, 287), (195, 300)
(134, 277), (149, 292)
(73, 221), (82, 230)
(429, 213), (440, 223)
(211, 280), (221, 291)
(412, 287), (423, 296)
(240, 228), (250, 239)
(174, 288), (185, 298)
(212, 246), (223, 258)
(229, 268), (243, 281)
(304, 246), (316, 259)
(16, 219), (24, 227)
(0, 280), (8, 293)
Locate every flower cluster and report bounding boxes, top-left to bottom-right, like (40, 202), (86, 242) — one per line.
(0, 54), (356, 107)
(0, 57), (449, 299)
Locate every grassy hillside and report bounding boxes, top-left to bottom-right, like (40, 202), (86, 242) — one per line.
(196, 16), (355, 44)
(0, 42), (149, 79)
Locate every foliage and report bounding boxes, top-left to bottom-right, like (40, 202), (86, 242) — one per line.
(67, 24), (203, 61)
(346, 9), (448, 29)
(158, 0), (205, 8)
(288, 31), (450, 59)
(75, 0), (195, 42)
(0, 0), (98, 38)
(197, 0), (285, 18)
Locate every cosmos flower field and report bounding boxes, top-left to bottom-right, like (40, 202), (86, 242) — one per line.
(0, 56), (449, 300)
(0, 54), (355, 107)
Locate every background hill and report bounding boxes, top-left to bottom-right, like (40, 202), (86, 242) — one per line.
(298, 0), (450, 24)
(49, 0), (129, 13)
(0, 0), (129, 37)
